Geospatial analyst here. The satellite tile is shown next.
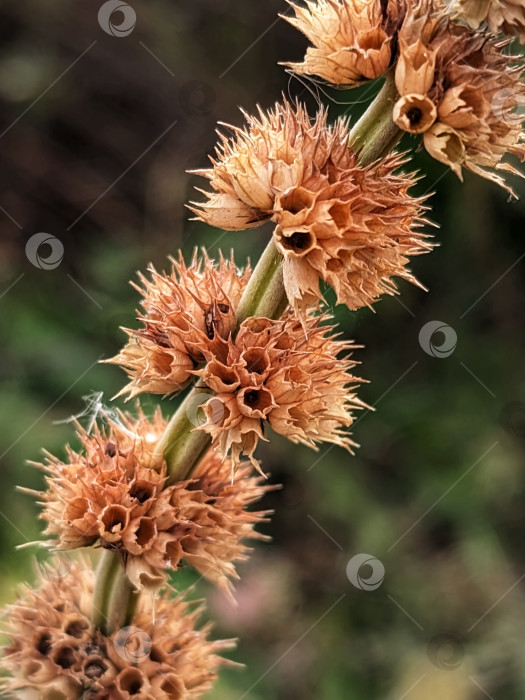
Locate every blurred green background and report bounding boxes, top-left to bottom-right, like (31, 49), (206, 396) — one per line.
(1, 1), (525, 698)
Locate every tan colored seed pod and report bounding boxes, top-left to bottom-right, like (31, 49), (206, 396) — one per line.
(393, 93), (438, 133)
(195, 312), (368, 473)
(456, 0), (525, 43)
(0, 558), (235, 699)
(104, 250), (251, 399)
(393, 5), (525, 194)
(281, 0), (407, 86)
(190, 101), (432, 316)
(28, 407), (274, 597)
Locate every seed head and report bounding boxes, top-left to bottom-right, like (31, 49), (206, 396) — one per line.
(456, 0), (525, 43)
(281, 0), (407, 86)
(1, 558), (235, 699)
(28, 407), (274, 596)
(195, 312), (368, 473)
(190, 102), (432, 316)
(105, 251), (251, 398)
(394, 5), (525, 193)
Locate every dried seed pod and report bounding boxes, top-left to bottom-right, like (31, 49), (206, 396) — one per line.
(456, 0), (525, 43)
(105, 250), (251, 399)
(394, 3), (525, 193)
(196, 312), (368, 473)
(190, 102), (432, 316)
(28, 407), (274, 596)
(281, 0), (407, 86)
(0, 559), (235, 699)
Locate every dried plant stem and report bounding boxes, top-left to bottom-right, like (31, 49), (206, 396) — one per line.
(94, 75), (402, 635)
(106, 570), (137, 632)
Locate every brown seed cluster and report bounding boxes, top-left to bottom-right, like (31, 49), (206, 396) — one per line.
(195, 312), (367, 472)
(281, 0), (524, 192)
(393, 1), (525, 192)
(456, 0), (525, 43)
(105, 251), (251, 398)
(190, 102), (431, 316)
(30, 408), (273, 596)
(281, 0), (407, 86)
(1, 559), (234, 699)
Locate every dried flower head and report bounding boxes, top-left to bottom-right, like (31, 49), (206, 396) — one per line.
(1, 559), (234, 699)
(394, 6), (525, 192)
(281, 0), (406, 86)
(456, 0), (525, 43)
(190, 102), (431, 315)
(105, 251), (251, 398)
(195, 312), (367, 472)
(29, 408), (273, 596)
(424, 27), (525, 191)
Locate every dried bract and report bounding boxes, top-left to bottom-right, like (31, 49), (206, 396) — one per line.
(190, 103), (431, 315)
(196, 312), (367, 472)
(105, 251), (250, 398)
(1, 560), (234, 699)
(29, 408), (273, 596)
(281, 0), (407, 86)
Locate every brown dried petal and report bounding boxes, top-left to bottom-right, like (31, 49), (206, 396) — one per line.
(393, 94), (438, 133)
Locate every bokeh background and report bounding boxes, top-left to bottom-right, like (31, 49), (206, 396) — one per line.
(1, 1), (525, 698)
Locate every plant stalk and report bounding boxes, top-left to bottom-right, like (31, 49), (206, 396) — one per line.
(92, 549), (120, 635)
(348, 68), (401, 165)
(94, 73), (402, 635)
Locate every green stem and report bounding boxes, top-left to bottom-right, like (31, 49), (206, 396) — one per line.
(106, 569), (137, 632)
(348, 68), (401, 166)
(155, 240), (288, 484)
(94, 70), (402, 635)
(92, 549), (120, 635)
(154, 385), (213, 483)
(234, 240), (285, 326)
